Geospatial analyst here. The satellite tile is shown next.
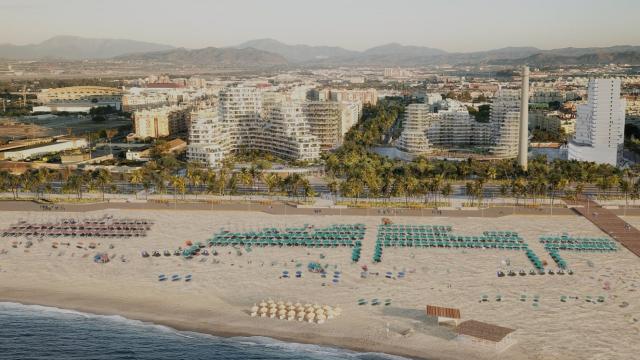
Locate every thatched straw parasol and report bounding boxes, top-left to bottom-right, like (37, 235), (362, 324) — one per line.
(305, 312), (316, 323)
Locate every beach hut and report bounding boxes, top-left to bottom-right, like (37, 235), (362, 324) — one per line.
(426, 305), (462, 326)
(455, 320), (516, 352)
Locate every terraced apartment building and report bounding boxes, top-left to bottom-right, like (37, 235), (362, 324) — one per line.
(396, 91), (521, 159)
(187, 86), (320, 167)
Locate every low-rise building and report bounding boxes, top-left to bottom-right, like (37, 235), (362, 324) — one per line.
(456, 320), (516, 351)
(36, 86), (123, 113)
(0, 138), (88, 161)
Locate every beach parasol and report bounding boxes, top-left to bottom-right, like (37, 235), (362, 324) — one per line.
(278, 309), (287, 319)
(305, 312), (315, 323)
(296, 311), (305, 321)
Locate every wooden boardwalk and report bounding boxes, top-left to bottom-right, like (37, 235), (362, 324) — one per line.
(569, 197), (640, 257)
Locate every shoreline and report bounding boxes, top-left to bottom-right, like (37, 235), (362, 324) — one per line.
(0, 288), (448, 360)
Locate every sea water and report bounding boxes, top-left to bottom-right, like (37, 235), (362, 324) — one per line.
(0, 302), (410, 360)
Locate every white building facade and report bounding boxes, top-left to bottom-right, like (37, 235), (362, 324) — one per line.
(568, 78), (625, 166)
(396, 99), (492, 154)
(490, 89), (521, 158)
(186, 86), (321, 167)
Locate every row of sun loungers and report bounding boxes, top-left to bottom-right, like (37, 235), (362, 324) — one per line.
(374, 226), (527, 262)
(2, 216), (153, 238)
(208, 224), (366, 248)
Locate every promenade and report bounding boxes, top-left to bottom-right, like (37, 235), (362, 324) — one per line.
(569, 197), (640, 257)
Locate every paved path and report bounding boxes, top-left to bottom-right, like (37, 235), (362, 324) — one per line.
(0, 199), (583, 218)
(569, 197), (640, 257)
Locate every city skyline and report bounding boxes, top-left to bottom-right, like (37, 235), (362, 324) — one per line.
(1, 0), (639, 52)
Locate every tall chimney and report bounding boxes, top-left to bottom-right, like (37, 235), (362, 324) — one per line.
(518, 65), (529, 171)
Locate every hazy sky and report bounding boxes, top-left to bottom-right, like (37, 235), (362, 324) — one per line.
(1, 0), (639, 52)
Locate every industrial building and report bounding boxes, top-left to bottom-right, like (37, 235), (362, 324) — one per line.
(34, 86), (123, 113)
(0, 138), (88, 161)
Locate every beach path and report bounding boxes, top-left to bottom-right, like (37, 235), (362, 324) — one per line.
(569, 197), (640, 257)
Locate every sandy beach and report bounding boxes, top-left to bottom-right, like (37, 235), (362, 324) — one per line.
(1, 209), (639, 360)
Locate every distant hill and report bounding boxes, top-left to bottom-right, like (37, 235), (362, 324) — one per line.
(116, 47), (288, 68)
(4, 35), (640, 67)
(489, 51), (640, 66)
(0, 35), (175, 60)
(235, 38), (357, 62)
(362, 43), (446, 57)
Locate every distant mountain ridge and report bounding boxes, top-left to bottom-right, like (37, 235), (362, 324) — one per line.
(232, 38), (640, 66)
(0, 35), (175, 59)
(235, 38), (358, 62)
(116, 47), (288, 68)
(2, 36), (640, 67)
(489, 51), (640, 66)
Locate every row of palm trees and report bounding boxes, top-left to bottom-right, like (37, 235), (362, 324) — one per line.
(0, 167), (113, 200)
(321, 98), (640, 206)
(128, 159), (316, 200)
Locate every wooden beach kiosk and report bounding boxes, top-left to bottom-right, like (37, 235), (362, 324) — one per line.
(425, 305), (461, 326)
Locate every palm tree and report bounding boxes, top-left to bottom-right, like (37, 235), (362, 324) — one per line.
(619, 179), (631, 215)
(283, 173), (304, 198)
(402, 175), (419, 205)
(129, 170), (144, 198)
(0, 171), (19, 199)
(340, 177), (363, 204)
(511, 178), (527, 207)
(441, 182), (452, 207)
(574, 182), (585, 201)
(239, 168), (253, 193)
(301, 178), (315, 201)
(170, 176), (186, 200)
(485, 167), (497, 182)
(249, 165), (263, 193)
(430, 174), (444, 205)
(474, 179), (486, 207)
(263, 173), (282, 195)
(326, 178), (339, 200)
(63, 173), (85, 199)
(204, 169), (218, 195)
(499, 183), (510, 205)
(190, 173), (203, 199)
(465, 182), (476, 206)
(92, 169), (112, 201)
(548, 176), (568, 212)
(227, 173), (239, 195)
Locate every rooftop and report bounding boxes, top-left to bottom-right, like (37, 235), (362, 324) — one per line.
(456, 320), (515, 342)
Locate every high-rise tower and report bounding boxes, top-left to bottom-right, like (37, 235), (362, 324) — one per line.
(568, 78), (625, 166)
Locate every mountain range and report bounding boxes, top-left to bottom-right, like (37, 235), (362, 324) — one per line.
(2, 36), (640, 67)
(0, 35), (175, 60)
(115, 47), (288, 68)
